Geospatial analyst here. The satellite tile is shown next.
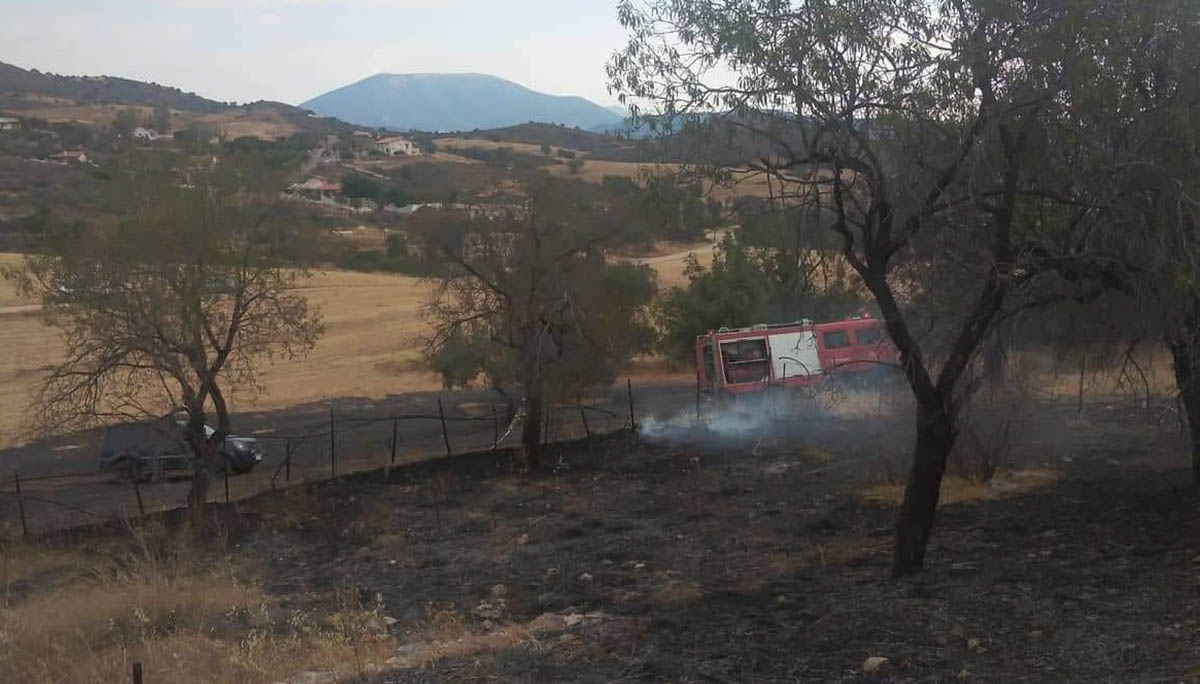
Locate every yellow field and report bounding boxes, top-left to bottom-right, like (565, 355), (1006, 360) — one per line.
(0, 253), (694, 448)
(434, 137), (578, 158)
(0, 264), (443, 448)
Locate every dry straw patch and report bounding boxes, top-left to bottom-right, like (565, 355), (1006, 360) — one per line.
(0, 533), (395, 684)
(860, 468), (1060, 507)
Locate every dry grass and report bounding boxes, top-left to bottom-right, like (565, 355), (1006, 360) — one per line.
(434, 136), (580, 158)
(0, 527), (396, 684)
(859, 467), (1060, 507)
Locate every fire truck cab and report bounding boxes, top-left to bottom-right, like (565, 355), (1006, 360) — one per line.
(695, 314), (897, 397)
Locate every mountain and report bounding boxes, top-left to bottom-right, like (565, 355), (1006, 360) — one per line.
(301, 73), (623, 132)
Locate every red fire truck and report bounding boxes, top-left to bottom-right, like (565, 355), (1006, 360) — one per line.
(695, 314), (899, 397)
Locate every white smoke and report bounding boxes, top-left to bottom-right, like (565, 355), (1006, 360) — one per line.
(638, 403), (775, 447)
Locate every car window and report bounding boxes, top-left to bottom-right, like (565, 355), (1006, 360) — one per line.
(855, 327), (882, 346)
(823, 331), (851, 349)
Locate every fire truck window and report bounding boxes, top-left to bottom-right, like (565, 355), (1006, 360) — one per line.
(719, 339), (769, 383)
(855, 327), (882, 346)
(823, 331), (851, 349)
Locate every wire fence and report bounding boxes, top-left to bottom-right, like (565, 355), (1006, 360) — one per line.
(0, 381), (647, 540)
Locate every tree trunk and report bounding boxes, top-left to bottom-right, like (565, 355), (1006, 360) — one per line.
(187, 467), (210, 526)
(892, 401), (958, 577)
(1167, 337), (1200, 484)
(521, 395), (543, 468)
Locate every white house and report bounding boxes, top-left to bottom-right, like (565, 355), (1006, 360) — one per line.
(375, 136), (418, 156)
(132, 127), (161, 141)
(0, 117), (19, 131)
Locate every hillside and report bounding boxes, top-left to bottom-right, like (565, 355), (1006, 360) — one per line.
(0, 60), (227, 113)
(0, 60), (355, 140)
(301, 73), (622, 132)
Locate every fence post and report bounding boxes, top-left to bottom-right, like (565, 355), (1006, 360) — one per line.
(578, 393), (590, 438)
(390, 418), (398, 465)
(224, 470), (230, 503)
(491, 403), (499, 450)
(329, 402), (336, 480)
(132, 661), (143, 684)
(1077, 355), (1086, 418)
(14, 473), (28, 538)
(132, 475), (145, 517)
(438, 397), (452, 457)
(627, 378), (637, 444)
(285, 438), (292, 483)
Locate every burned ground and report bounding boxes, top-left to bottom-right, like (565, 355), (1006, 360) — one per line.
(4, 394), (1199, 683)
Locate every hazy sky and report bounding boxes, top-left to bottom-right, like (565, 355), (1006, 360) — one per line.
(0, 0), (633, 107)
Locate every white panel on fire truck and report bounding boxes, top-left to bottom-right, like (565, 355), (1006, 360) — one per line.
(769, 331), (820, 378)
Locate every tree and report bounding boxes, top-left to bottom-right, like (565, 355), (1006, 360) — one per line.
(1073, 2), (1200, 483)
(4, 156), (323, 525)
(341, 172), (383, 201)
(611, 0), (1118, 575)
(658, 221), (862, 362)
(150, 104), (171, 132)
(424, 181), (657, 465)
(112, 107), (139, 138)
(540, 143), (552, 157)
(566, 157), (585, 175)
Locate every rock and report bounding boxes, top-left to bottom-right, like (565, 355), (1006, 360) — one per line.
(862, 656), (889, 674)
(957, 668), (970, 680)
(579, 572), (594, 582)
(634, 561), (646, 570)
(516, 533), (530, 545)
(601, 558), (614, 566)
(491, 583), (508, 597)
(546, 567), (560, 577)
(383, 616), (398, 626)
(967, 637), (984, 653)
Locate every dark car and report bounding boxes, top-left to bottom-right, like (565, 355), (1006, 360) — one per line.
(99, 419), (263, 481)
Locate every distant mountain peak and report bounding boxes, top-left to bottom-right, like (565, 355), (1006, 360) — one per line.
(301, 73), (621, 132)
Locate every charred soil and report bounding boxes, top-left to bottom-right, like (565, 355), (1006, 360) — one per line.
(6, 397), (1199, 683)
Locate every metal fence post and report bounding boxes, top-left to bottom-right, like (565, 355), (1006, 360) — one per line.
(132, 661), (143, 684)
(14, 473), (28, 538)
(437, 397), (452, 456)
(390, 417), (398, 465)
(285, 438), (292, 483)
(329, 402), (336, 480)
(627, 378), (637, 444)
(491, 403), (499, 450)
(224, 470), (230, 503)
(132, 475), (145, 517)
(578, 393), (590, 438)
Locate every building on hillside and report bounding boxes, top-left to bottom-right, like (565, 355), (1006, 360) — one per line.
(375, 136), (418, 156)
(0, 117), (19, 131)
(288, 176), (342, 204)
(50, 150), (88, 164)
(352, 130), (374, 139)
(133, 127), (161, 141)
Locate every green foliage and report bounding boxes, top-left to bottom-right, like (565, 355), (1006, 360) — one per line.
(540, 143), (552, 156)
(112, 108), (140, 138)
(424, 178), (659, 406)
(341, 172), (383, 200)
(656, 231), (863, 361)
(566, 157), (585, 174)
(150, 104), (170, 132)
